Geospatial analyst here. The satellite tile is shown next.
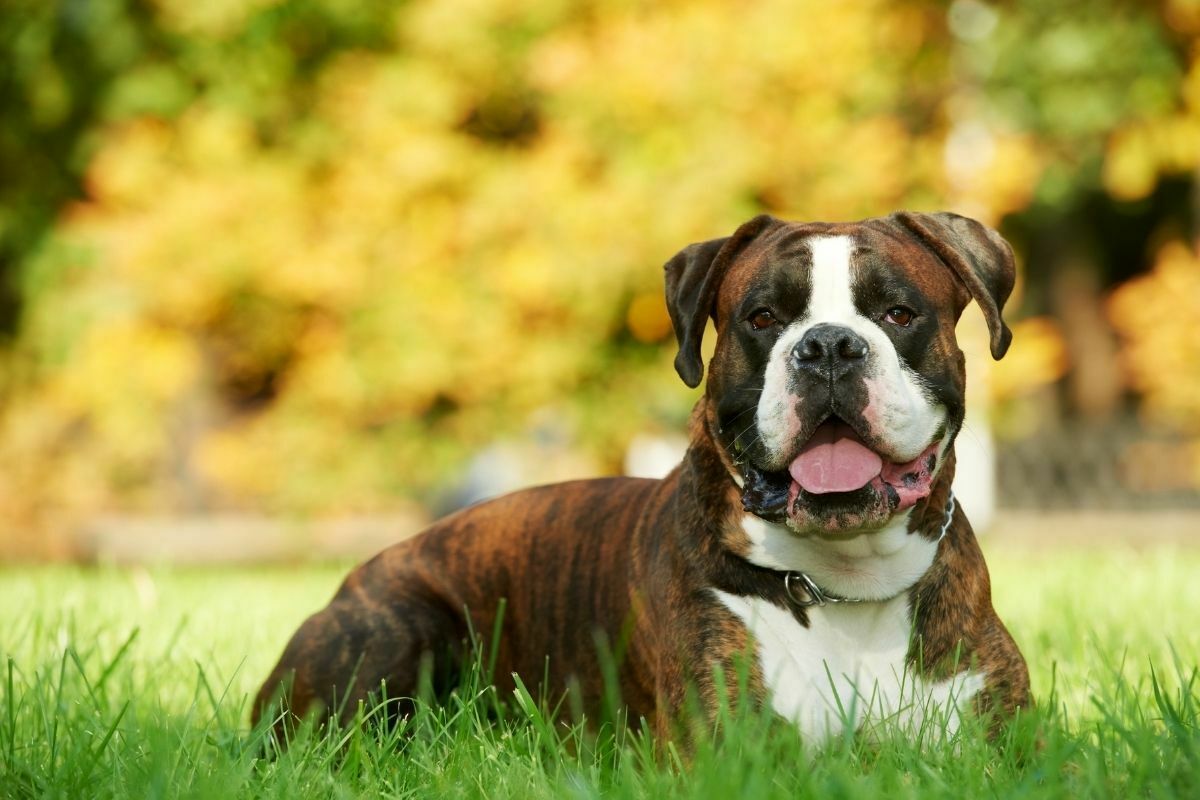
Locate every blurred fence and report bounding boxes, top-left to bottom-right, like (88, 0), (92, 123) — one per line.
(997, 416), (1200, 511)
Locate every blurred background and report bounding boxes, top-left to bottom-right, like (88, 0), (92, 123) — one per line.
(1, 0), (1198, 562)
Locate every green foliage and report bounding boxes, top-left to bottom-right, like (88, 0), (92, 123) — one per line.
(969, 0), (1182, 206)
(0, 0), (148, 332)
(2, 544), (1200, 796)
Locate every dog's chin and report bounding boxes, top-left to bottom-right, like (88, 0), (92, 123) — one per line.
(784, 479), (905, 535)
(740, 469), (903, 534)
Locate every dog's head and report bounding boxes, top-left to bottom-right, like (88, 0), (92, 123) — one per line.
(665, 212), (1015, 534)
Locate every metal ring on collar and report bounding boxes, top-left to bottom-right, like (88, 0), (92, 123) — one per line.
(784, 570), (826, 607)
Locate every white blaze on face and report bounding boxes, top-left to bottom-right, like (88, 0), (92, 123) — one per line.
(755, 234), (946, 466)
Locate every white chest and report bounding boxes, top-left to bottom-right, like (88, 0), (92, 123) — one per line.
(713, 590), (984, 744)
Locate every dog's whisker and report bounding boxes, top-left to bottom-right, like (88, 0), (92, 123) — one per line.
(733, 435), (762, 460)
(722, 405), (759, 429)
(731, 421), (760, 450)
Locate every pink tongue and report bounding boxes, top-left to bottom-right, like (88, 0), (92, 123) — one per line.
(788, 420), (883, 494)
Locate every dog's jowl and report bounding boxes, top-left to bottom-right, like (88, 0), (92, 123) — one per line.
(254, 211), (1030, 743)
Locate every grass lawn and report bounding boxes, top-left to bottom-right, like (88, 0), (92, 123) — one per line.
(2, 540), (1198, 798)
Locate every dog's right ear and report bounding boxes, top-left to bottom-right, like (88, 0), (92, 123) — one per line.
(664, 215), (776, 388)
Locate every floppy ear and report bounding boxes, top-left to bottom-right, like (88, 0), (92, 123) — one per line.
(892, 211), (1017, 360)
(664, 214), (776, 387)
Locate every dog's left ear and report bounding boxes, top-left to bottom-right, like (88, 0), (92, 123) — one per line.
(664, 214), (777, 387)
(892, 211), (1017, 360)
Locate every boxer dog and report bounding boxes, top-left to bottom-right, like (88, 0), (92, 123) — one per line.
(253, 211), (1030, 744)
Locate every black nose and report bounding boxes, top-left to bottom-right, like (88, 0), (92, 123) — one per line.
(791, 324), (869, 376)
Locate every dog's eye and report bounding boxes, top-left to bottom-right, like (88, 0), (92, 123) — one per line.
(749, 309), (777, 330)
(884, 306), (915, 327)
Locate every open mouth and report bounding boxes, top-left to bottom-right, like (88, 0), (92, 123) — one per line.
(790, 417), (884, 494)
(740, 416), (942, 528)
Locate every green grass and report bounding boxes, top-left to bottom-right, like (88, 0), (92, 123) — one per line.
(2, 542), (1199, 798)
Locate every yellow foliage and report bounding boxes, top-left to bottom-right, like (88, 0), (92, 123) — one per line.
(627, 292), (672, 344)
(1105, 127), (1162, 201)
(975, 135), (1046, 221)
(55, 320), (199, 409)
(195, 426), (281, 499)
(1109, 241), (1200, 432)
(990, 317), (1070, 404)
(1166, 0), (1200, 33)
